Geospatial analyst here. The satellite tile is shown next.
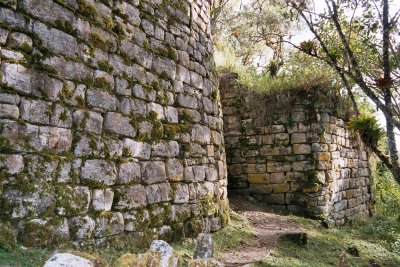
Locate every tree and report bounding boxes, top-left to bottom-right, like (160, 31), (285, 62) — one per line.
(212, 0), (296, 70)
(286, 0), (400, 183)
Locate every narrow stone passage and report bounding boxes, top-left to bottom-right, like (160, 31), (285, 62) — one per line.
(218, 195), (302, 266)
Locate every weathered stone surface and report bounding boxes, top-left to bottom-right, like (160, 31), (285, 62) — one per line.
(166, 159), (184, 181)
(124, 208), (150, 232)
(94, 212), (124, 237)
(86, 89), (118, 111)
(114, 185), (147, 209)
(81, 160), (117, 187)
(192, 124), (211, 144)
(0, 63), (33, 95)
(141, 161), (167, 184)
(104, 112), (136, 137)
(194, 233), (214, 259)
(146, 183), (171, 204)
(118, 162), (141, 184)
(73, 110), (103, 134)
(123, 139), (151, 160)
(0, 154), (24, 174)
(152, 141), (179, 157)
(56, 186), (91, 216)
(68, 215), (95, 239)
(148, 240), (180, 267)
(92, 189), (114, 211)
(43, 253), (94, 267)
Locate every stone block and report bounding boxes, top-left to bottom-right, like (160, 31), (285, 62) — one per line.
(146, 183), (171, 204)
(247, 173), (266, 184)
(56, 186), (90, 216)
(272, 183), (290, 193)
(0, 154), (24, 174)
(124, 208), (150, 232)
(0, 103), (19, 119)
(68, 215), (95, 239)
(20, 98), (51, 124)
(81, 159), (117, 187)
(118, 162), (141, 184)
(86, 89), (118, 111)
(293, 144), (312, 154)
(94, 212), (124, 238)
(114, 185), (147, 210)
(166, 159), (184, 181)
(191, 124), (211, 144)
(123, 138), (151, 160)
(104, 112), (136, 137)
(152, 141), (179, 157)
(92, 189), (114, 211)
(265, 194), (285, 205)
(141, 161), (167, 184)
(171, 183), (189, 204)
(73, 110), (103, 134)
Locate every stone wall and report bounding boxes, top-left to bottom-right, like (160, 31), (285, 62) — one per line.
(220, 73), (373, 225)
(0, 0), (228, 247)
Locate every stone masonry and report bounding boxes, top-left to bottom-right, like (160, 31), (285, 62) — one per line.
(220, 73), (373, 225)
(0, 0), (228, 247)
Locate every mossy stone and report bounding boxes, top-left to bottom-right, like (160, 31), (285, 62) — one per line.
(0, 223), (16, 250)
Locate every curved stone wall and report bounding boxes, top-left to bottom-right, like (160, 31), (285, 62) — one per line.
(0, 0), (228, 247)
(220, 73), (373, 225)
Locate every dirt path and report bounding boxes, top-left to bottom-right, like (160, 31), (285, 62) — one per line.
(218, 194), (302, 266)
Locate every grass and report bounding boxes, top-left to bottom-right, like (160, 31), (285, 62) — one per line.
(253, 215), (400, 267)
(0, 246), (50, 267)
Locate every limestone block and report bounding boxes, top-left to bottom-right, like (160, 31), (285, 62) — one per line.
(0, 154), (23, 174)
(118, 162), (141, 184)
(205, 165), (218, 182)
(68, 215), (95, 239)
(1, 63), (33, 95)
(141, 161), (167, 184)
(176, 65), (191, 84)
(43, 253), (94, 267)
(19, 0), (75, 24)
(20, 217), (69, 247)
(249, 184), (272, 194)
(43, 56), (91, 81)
(92, 189), (114, 211)
(272, 183), (290, 193)
(2, 183), (55, 219)
(132, 84), (156, 101)
(114, 185), (147, 209)
(152, 56), (176, 80)
(104, 112), (136, 137)
(33, 21), (79, 57)
(147, 102), (165, 120)
(0, 93), (20, 105)
(178, 94), (198, 109)
(86, 89), (118, 111)
(191, 124), (211, 144)
(0, 103), (18, 119)
(146, 183), (171, 204)
(73, 110), (103, 134)
(20, 98), (51, 124)
(171, 183), (189, 204)
(115, 77), (130, 96)
(248, 173), (267, 184)
(123, 138), (151, 160)
(124, 209), (150, 232)
(56, 186), (91, 216)
(293, 144), (312, 154)
(291, 133), (306, 144)
(166, 159), (184, 181)
(267, 162), (291, 172)
(246, 163), (266, 174)
(164, 106), (179, 123)
(119, 97), (147, 116)
(81, 159), (117, 187)
(190, 71), (203, 89)
(94, 212), (124, 238)
(152, 141), (179, 157)
(0, 49), (24, 61)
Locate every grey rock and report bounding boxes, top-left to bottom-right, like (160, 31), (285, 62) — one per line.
(118, 162), (141, 184)
(81, 160), (117, 187)
(73, 110), (103, 134)
(194, 233), (214, 259)
(172, 183), (189, 204)
(104, 112), (136, 137)
(0, 93), (20, 105)
(0, 104), (19, 119)
(68, 215), (95, 239)
(178, 94), (198, 109)
(0, 63), (33, 95)
(0, 154), (24, 174)
(94, 212), (124, 238)
(164, 106), (179, 123)
(92, 189), (114, 211)
(152, 141), (179, 157)
(191, 124), (211, 144)
(123, 138), (151, 160)
(141, 161), (167, 184)
(114, 185), (147, 209)
(166, 159), (184, 181)
(20, 98), (50, 124)
(6, 32), (32, 51)
(146, 183), (171, 204)
(43, 253), (94, 267)
(124, 209), (150, 232)
(86, 89), (118, 111)
(149, 240), (180, 267)
(56, 186), (91, 216)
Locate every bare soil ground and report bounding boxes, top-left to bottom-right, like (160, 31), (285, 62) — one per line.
(218, 194), (302, 266)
